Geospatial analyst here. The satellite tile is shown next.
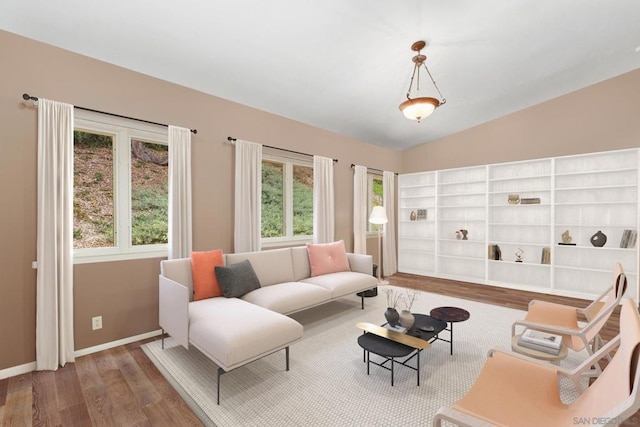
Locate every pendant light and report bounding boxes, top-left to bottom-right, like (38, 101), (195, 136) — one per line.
(399, 41), (446, 122)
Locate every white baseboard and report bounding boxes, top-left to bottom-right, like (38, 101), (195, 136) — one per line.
(0, 329), (163, 380)
(0, 361), (37, 380)
(74, 329), (163, 357)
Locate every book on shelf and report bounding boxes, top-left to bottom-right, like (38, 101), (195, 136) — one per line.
(519, 329), (562, 352)
(620, 229), (638, 248)
(540, 247), (551, 264)
(488, 244), (502, 260)
(520, 197), (541, 204)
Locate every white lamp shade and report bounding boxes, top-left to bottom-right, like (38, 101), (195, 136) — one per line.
(369, 206), (388, 225)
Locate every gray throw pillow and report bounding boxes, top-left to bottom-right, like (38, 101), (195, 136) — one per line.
(215, 259), (261, 298)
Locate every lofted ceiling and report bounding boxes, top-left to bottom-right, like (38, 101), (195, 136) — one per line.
(2, 1), (640, 151)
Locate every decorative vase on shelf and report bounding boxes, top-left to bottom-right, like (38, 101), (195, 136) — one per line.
(384, 308), (400, 327)
(410, 211), (417, 221)
(398, 310), (415, 329)
(590, 230), (607, 247)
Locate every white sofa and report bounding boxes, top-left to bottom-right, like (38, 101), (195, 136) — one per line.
(158, 246), (377, 403)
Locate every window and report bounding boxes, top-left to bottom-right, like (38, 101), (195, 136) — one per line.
(73, 111), (168, 263)
(368, 173), (383, 232)
(261, 154), (313, 246)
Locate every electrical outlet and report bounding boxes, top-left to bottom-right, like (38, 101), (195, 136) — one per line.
(92, 316), (103, 330)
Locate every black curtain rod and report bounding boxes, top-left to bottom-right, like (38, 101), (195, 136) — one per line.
(350, 163), (398, 176)
(227, 136), (338, 163)
(22, 94), (197, 134)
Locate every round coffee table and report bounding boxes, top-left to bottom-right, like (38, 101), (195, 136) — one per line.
(511, 334), (568, 365)
(429, 306), (470, 355)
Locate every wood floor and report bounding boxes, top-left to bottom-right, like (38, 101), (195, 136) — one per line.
(0, 340), (203, 426)
(0, 273), (635, 426)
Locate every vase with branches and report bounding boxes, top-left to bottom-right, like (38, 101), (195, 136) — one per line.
(383, 288), (402, 327)
(399, 288), (419, 329)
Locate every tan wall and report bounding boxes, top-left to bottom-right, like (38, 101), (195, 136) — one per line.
(402, 68), (640, 172)
(0, 30), (402, 370)
(4, 27), (638, 372)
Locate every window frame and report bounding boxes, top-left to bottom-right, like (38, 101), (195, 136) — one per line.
(261, 153), (314, 248)
(73, 110), (169, 264)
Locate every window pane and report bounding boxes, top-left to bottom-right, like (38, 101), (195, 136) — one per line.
(262, 160), (285, 237)
(131, 140), (169, 246)
(292, 164), (313, 236)
(372, 178), (383, 207)
(73, 130), (115, 248)
(368, 176), (384, 232)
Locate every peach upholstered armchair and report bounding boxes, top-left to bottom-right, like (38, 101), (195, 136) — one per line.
(512, 262), (627, 357)
(433, 298), (640, 427)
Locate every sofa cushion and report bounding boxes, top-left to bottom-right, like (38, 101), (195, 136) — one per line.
(291, 246), (312, 281)
(215, 260), (262, 298)
(242, 282), (332, 315)
(301, 271), (377, 298)
(191, 249), (225, 300)
(188, 297), (303, 371)
(225, 248), (295, 287)
(306, 240), (351, 277)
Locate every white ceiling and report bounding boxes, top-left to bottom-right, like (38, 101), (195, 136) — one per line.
(2, 1), (640, 151)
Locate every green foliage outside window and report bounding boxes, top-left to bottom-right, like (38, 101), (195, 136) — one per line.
(262, 161), (285, 237)
(261, 160), (313, 238)
(372, 178), (383, 207)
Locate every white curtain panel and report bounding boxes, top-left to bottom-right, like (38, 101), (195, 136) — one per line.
(168, 126), (192, 259)
(313, 156), (335, 243)
(353, 165), (368, 254)
(383, 171), (398, 276)
(36, 98), (75, 370)
(234, 140), (262, 253)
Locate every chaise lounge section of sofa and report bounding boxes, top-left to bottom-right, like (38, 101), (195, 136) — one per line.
(159, 245), (377, 403)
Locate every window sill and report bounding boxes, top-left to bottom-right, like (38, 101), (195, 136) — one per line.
(73, 247), (168, 264)
(261, 236), (313, 249)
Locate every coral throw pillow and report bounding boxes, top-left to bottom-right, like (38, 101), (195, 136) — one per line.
(306, 240), (351, 277)
(191, 249), (224, 300)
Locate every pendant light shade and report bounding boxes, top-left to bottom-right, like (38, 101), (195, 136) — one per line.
(399, 97), (440, 121)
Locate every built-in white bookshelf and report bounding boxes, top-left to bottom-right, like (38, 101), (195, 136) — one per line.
(553, 149), (638, 297)
(487, 158), (552, 290)
(397, 148), (639, 303)
(436, 166), (487, 282)
(398, 172), (436, 276)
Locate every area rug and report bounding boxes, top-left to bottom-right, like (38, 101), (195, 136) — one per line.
(142, 286), (588, 426)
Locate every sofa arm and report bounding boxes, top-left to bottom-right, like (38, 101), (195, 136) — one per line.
(347, 253), (374, 275)
(159, 274), (190, 349)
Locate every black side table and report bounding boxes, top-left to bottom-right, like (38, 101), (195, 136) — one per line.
(429, 306), (470, 355)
